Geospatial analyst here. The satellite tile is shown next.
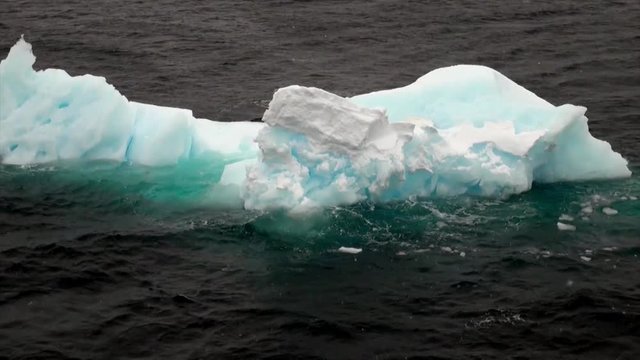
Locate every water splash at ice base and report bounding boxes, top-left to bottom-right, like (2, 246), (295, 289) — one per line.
(0, 38), (631, 213)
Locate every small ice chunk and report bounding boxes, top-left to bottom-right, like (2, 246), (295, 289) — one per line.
(630, 196), (638, 201)
(581, 206), (593, 214)
(602, 207), (618, 215)
(557, 222), (576, 231)
(580, 256), (591, 262)
(559, 214), (574, 221)
(441, 246), (453, 253)
(459, 251), (466, 258)
(338, 246), (362, 254)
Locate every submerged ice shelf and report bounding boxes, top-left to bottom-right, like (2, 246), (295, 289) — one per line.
(0, 38), (631, 212)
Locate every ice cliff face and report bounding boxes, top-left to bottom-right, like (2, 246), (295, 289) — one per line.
(0, 38), (631, 212)
(0, 38), (262, 167)
(244, 85), (415, 212)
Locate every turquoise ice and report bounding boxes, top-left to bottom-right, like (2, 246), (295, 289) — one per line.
(0, 38), (631, 212)
(0, 38), (262, 167)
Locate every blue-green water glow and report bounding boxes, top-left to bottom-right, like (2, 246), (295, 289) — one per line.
(2, 162), (638, 256)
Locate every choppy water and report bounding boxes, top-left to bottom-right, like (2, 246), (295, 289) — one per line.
(1, 1), (640, 359)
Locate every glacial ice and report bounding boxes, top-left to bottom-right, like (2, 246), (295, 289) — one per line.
(0, 39), (263, 167)
(0, 38), (632, 212)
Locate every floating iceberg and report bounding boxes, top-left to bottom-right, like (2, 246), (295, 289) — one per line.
(0, 38), (631, 212)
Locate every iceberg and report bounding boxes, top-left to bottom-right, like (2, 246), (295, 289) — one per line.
(0, 38), (631, 212)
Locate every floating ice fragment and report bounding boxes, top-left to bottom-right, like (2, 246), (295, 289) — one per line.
(581, 206), (593, 214)
(630, 196), (638, 201)
(580, 256), (591, 262)
(559, 214), (574, 222)
(557, 222), (576, 231)
(459, 251), (466, 258)
(338, 247), (362, 254)
(602, 207), (618, 215)
(441, 246), (454, 253)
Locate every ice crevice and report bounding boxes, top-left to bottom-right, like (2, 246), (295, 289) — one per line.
(0, 38), (631, 212)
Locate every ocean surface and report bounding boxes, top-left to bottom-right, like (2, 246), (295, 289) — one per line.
(1, 1), (640, 359)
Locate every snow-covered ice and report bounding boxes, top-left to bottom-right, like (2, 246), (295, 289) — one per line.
(0, 38), (632, 212)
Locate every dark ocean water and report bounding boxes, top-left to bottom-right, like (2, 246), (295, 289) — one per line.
(1, 1), (640, 359)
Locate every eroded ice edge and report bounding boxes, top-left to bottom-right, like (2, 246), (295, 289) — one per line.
(0, 38), (631, 213)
